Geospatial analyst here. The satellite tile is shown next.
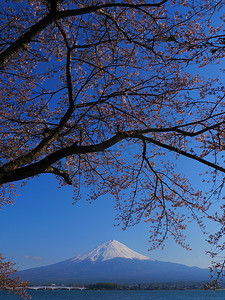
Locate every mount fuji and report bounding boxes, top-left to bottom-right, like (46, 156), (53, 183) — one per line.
(18, 240), (210, 284)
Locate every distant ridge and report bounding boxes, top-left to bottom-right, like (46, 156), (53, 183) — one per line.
(18, 240), (210, 284)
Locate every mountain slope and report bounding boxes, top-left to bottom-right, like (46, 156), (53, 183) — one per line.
(18, 240), (210, 284)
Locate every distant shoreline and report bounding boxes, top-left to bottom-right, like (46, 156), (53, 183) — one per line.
(26, 282), (213, 291)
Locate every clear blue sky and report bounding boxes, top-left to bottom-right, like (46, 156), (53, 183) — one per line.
(0, 154), (217, 271)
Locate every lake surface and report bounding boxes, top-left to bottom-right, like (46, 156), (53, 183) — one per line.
(1, 290), (225, 299)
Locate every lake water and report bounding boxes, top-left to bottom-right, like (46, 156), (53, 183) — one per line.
(1, 290), (225, 299)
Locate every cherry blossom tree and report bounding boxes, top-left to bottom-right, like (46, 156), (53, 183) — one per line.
(1, 0), (225, 285)
(0, 254), (30, 298)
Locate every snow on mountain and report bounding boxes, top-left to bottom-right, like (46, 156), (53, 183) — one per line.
(71, 240), (152, 263)
(18, 240), (210, 284)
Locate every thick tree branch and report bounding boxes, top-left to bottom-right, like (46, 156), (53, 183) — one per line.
(43, 166), (73, 185)
(1, 129), (225, 185)
(0, 13), (53, 69)
(0, 1), (168, 69)
(0, 132), (126, 184)
(130, 119), (225, 137)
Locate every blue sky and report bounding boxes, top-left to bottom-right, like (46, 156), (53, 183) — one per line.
(1, 0), (224, 274)
(1, 59), (222, 272)
(0, 154), (216, 271)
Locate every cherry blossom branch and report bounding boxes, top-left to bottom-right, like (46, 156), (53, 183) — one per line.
(0, 1), (168, 68)
(0, 38), (76, 173)
(1, 125), (225, 185)
(135, 134), (225, 173)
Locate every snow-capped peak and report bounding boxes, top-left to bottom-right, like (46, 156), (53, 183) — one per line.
(71, 240), (151, 263)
